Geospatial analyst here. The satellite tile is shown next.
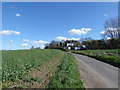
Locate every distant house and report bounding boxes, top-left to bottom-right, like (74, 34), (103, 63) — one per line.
(62, 40), (81, 50)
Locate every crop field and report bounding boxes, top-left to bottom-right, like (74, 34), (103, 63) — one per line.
(71, 49), (120, 68)
(2, 49), (83, 88)
(82, 49), (120, 57)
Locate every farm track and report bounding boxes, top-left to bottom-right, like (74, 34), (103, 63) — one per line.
(8, 52), (65, 88)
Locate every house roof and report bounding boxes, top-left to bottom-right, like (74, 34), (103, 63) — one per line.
(64, 40), (80, 44)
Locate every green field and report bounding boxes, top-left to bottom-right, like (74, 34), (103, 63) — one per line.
(71, 49), (120, 68)
(2, 49), (83, 88)
(79, 49), (120, 57)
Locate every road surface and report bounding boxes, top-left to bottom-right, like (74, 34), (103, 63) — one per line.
(72, 53), (119, 88)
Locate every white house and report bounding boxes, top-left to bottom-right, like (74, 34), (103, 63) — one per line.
(63, 40), (81, 50)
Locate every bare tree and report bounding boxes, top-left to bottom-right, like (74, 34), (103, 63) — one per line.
(103, 17), (120, 39)
(44, 41), (60, 49)
(102, 17), (120, 49)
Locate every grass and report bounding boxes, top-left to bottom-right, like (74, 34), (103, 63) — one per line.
(48, 53), (84, 88)
(71, 49), (120, 68)
(2, 49), (84, 88)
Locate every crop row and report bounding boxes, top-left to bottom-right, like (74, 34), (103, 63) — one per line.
(2, 49), (62, 83)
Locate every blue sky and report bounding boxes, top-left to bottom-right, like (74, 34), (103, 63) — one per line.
(2, 2), (118, 50)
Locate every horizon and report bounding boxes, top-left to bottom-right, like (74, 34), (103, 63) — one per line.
(1, 2), (118, 50)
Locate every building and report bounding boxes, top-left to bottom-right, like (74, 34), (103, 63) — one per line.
(63, 40), (81, 50)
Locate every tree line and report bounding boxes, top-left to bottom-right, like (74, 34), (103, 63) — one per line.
(45, 17), (120, 50)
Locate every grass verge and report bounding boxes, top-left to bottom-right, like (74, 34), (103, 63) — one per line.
(48, 53), (84, 88)
(71, 50), (120, 68)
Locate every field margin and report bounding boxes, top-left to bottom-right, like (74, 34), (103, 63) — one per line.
(71, 50), (120, 68)
(48, 53), (84, 88)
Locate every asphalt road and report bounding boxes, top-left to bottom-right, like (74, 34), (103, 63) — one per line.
(73, 53), (119, 88)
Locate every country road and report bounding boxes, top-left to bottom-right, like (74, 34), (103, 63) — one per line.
(72, 53), (119, 88)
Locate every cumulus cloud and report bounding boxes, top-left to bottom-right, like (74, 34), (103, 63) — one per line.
(22, 39), (48, 49)
(68, 28), (92, 36)
(55, 36), (67, 41)
(21, 43), (29, 47)
(30, 40), (48, 44)
(55, 36), (80, 41)
(40, 45), (45, 49)
(23, 39), (48, 45)
(100, 31), (105, 34)
(0, 30), (20, 35)
(38, 40), (48, 44)
(82, 28), (92, 32)
(16, 13), (21, 17)
(68, 38), (80, 41)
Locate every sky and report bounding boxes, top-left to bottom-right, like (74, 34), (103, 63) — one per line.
(1, 2), (118, 50)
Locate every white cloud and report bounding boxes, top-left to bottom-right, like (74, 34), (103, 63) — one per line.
(68, 29), (86, 36)
(30, 40), (48, 44)
(55, 36), (80, 41)
(38, 40), (48, 44)
(40, 45), (45, 49)
(81, 28), (92, 31)
(55, 36), (67, 41)
(30, 41), (38, 45)
(23, 40), (48, 49)
(16, 13), (21, 17)
(23, 39), (48, 45)
(0, 30), (20, 35)
(100, 31), (105, 34)
(21, 43), (29, 47)
(68, 38), (80, 41)
(68, 28), (92, 36)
